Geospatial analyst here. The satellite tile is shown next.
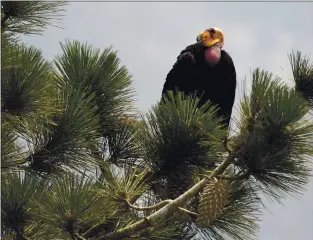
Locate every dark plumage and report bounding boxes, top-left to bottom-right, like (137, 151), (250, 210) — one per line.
(162, 43), (237, 127)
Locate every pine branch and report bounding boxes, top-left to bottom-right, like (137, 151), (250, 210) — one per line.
(1, 171), (43, 239)
(179, 208), (198, 218)
(216, 172), (250, 181)
(100, 151), (236, 240)
(235, 68), (313, 201)
(125, 199), (198, 219)
(82, 221), (116, 239)
(125, 199), (170, 211)
(289, 51), (313, 107)
(74, 233), (86, 240)
(198, 171), (250, 181)
(1, 1), (68, 35)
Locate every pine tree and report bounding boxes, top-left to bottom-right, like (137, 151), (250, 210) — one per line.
(1, 2), (313, 240)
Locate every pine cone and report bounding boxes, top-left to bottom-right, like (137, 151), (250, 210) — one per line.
(196, 178), (229, 228)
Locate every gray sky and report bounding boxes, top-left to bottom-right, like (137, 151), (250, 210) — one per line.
(21, 1), (313, 239)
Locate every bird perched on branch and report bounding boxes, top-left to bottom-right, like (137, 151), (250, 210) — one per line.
(162, 27), (237, 127)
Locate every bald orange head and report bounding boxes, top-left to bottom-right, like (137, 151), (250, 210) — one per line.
(196, 27), (224, 48)
(196, 27), (224, 66)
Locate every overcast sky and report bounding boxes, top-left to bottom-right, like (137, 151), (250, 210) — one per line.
(21, 1), (313, 239)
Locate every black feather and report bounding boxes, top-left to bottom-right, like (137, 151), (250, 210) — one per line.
(162, 43), (237, 127)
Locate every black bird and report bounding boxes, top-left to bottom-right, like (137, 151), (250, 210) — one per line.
(162, 27), (237, 127)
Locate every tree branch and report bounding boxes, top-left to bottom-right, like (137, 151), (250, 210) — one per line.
(125, 199), (171, 211)
(177, 207), (198, 219)
(74, 233), (87, 240)
(83, 221), (116, 239)
(198, 172), (249, 181)
(100, 151), (236, 240)
(216, 172), (250, 181)
(125, 199), (198, 219)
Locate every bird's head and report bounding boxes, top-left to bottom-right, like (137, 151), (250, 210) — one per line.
(196, 27), (224, 66)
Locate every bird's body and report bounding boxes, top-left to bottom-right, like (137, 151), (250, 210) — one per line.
(162, 41), (237, 127)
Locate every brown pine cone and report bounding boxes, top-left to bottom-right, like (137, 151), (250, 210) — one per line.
(196, 178), (229, 228)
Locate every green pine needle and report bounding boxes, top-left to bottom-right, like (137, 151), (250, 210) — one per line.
(1, 42), (57, 126)
(234, 68), (313, 202)
(289, 50), (313, 108)
(100, 163), (149, 206)
(23, 87), (100, 174)
(1, 171), (43, 238)
(106, 118), (142, 166)
(29, 172), (114, 239)
(1, 125), (27, 170)
(54, 39), (136, 137)
(1, 1), (68, 36)
(136, 92), (227, 176)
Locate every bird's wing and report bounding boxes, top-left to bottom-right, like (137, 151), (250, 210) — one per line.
(217, 51), (237, 126)
(162, 43), (203, 97)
